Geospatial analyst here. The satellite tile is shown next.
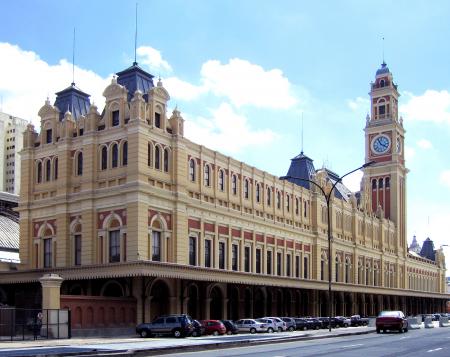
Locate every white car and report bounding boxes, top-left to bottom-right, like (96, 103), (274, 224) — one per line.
(255, 318), (277, 333)
(263, 317), (287, 332)
(234, 319), (269, 333)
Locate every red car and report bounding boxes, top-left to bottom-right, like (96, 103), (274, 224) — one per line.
(376, 310), (408, 333)
(200, 320), (227, 335)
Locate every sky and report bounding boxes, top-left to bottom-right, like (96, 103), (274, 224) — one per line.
(1, 0), (450, 269)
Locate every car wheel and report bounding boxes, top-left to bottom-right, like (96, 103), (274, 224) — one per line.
(404, 327), (408, 333)
(344, 323), (349, 328)
(376, 328), (381, 334)
(227, 330), (232, 335)
(288, 326), (295, 332)
(303, 326), (307, 331)
(192, 330), (198, 337)
(315, 325), (320, 330)
(173, 329), (182, 338)
(140, 329), (150, 338)
(278, 327), (283, 332)
(213, 330), (219, 336)
(250, 327), (256, 334)
(267, 327), (274, 333)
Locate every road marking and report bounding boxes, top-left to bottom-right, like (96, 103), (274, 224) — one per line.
(427, 348), (443, 352)
(342, 344), (364, 348)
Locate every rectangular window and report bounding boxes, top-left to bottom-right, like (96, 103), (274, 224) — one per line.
(205, 239), (211, 268)
(155, 112), (161, 128)
(44, 238), (52, 268)
(109, 230), (120, 263)
(295, 256), (300, 278)
(112, 110), (120, 126)
(286, 254), (291, 277)
(379, 105), (386, 115)
(219, 242), (225, 269)
(267, 251), (272, 275)
(232, 244), (238, 271)
(46, 129), (52, 144)
(189, 237), (196, 266)
(304, 257), (309, 279)
(74, 234), (81, 266)
(152, 231), (161, 261)
(244, 246), (250, 272)
(256, 249), (261, 274)
(277, 252), (282, 276)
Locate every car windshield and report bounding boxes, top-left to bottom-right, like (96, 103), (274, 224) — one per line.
(379, 311), (400, 317)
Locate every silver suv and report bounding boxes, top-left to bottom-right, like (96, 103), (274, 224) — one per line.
(255, 318), (277, 333)
(281, 317), (296, 332)
(235, 319), (268, 333)
(264, 317), (287, 332)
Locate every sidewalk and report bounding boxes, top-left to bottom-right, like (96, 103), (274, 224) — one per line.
(0, 326), (375, 356)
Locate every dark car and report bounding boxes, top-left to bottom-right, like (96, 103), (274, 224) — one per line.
(305, 318), (322, 330)
(294, 318), (308, 331)
(376, 311), (408, 333)
(136, 314), (194, 338)
(318, 317), (337, 329)
(191, 320), (205, 337)
(333, 316), (350, 328)
(350, 315), (369, 327)
(200, 320), (227, 335)
(221, 320), (239, 335)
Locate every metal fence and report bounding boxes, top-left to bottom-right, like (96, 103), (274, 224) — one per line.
(0, 308), (71, 341)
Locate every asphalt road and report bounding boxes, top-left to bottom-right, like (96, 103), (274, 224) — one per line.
(158, 328), (450, 357)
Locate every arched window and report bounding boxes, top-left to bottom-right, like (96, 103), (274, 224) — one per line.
(53, 158), (58, 180)
(112, 144), (118, 168)
(277, 191), (281, 209)
(101, 146), (107, 170)
(189, 159), (196, 181)
(256, 184), (260, 203)
(232, 175), (237, 195)
(147, 143), (153, 167)
(163, 148), (169, 172)
(345, 258), (351, 283)
(155, 146), (161, 170)
(46, 160), (51, 182)
(335, 256), (340, 282)
(204, 164), (210, 186)
(267, 187), (271, 206)
(295, 198), (299, 215)
(155, 110), (161, 128)
(372, 179), (377, 190)
(380, 79), (385, 87)
(218, 170), (224, 191)
(37, 161), (42, 183)
(122, 142), (128, 166)
(378, 178), (383, 189)
(385, 177), (390, 188)
(244, 179), (249, 199)
(286, 195), (290, 212)
(76, 152), (83, 176)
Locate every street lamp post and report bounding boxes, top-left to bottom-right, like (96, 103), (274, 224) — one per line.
(282, 161), (374, 332)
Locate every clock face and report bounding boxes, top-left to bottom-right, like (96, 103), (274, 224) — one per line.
(372, 135), (390, 154)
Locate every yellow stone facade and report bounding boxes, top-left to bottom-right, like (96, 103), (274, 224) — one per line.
(3, 63), (447, 326)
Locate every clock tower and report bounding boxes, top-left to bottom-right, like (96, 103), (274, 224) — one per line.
(363, 62), (407, 251)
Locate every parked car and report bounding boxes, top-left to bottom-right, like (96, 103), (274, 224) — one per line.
(294, 318), (308, 331)
(200, 320), (227, 335)
(334, 316), (351, 328)
(350, 315), (369, 326)
(255, 318), (276, 333)
(376, 311), (408, 334)
(136, 314), (194, 338)
(191, 320), (205, 337)
(235, 319), (269, 333)
(221, 320), (239, 335)
(318, 317), (337, 329)
(264, 317), (287, 332)
(305, 318), (322, 330)
(281, 317), (296, 332)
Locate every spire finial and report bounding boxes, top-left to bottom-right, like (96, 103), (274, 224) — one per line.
(133, 2), (138, 66)
(72, 28), (76, 86)
(382, 36), (385, 64)
(301, 112), (304, 155)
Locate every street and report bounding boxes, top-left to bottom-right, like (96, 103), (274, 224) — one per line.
(156, 328), (450, 357)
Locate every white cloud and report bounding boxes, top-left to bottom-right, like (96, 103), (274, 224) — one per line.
(164, 77), (206, 101)
(342, 170), (363, 192)
(417, 139), (432, 149)
(184, 102), (277, 154)
(200, 58), (297, 109)
(400, 90), (450, 124)
(439, 170), (450, 188)
(136, 46), (172, 73)
(0, 42), (110, 127)
(348, 97), (369, 112)
(405, 146), (416, 161)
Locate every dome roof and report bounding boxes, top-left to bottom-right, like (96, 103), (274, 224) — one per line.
(376, 62), (390, 76)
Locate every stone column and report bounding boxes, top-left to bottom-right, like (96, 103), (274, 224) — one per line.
(40, 274), (65, 337)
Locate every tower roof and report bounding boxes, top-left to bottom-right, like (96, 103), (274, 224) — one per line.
(376, 62), (390, 76)
(282, 151), (316, 189)
(54, 83), (91, 120)
(116, 62), (155, 101)
(420, 237), (436, 261)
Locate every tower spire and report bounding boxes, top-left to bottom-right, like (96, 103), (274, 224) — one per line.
(134, 2), (138, 66)
(382, 36), (385, 64)
(72, 27), (76, 86)
(301, 112), (304, 155)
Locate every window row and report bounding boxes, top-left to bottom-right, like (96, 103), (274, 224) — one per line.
(371, 177), (390, 190)
(35, 157), (58, 183)
(99, 141), (128, 171)
(147, 143), (171, 172)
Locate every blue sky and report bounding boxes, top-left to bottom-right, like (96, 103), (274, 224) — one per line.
(1, 0), (450, 267)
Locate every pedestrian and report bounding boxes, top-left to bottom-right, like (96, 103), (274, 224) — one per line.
(33, 312), (43, 340)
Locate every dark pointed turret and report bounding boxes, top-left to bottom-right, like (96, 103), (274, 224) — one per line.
(420, 237), (436, 261)
(281, 151), (316, 189)
(54, 83), (90, 120)
(116, 62), (154, 102)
